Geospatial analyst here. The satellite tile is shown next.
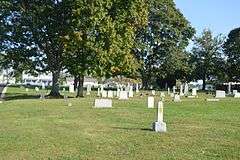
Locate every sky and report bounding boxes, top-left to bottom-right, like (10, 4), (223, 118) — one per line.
(174, 0), (240, 36)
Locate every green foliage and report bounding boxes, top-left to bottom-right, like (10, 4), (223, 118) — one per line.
(135, 0), (195, 88)
(191, 29), (225, 89)
(223, 27), (240, 82)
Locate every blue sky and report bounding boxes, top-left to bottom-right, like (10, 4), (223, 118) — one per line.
(174, 0), (240, 36)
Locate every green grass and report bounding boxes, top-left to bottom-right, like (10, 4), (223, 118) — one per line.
(0, 86), (239, 160)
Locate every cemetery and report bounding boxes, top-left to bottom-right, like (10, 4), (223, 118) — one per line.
(0, 0), (240, 160)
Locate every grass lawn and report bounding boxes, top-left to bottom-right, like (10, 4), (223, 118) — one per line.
(0, 86), (239, 160)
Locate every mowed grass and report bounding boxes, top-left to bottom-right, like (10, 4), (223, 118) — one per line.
(0, 87), (239, 160)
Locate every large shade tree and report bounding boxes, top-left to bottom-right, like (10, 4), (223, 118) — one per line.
(191, 29), (225, 90)
(223, 27), (240, 82)
(63, 0), (148, 97)
(134, 0), (195, 89)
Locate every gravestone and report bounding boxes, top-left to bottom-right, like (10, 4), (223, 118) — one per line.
(117, 88), (120, 97)
(173, 86), (176, 94)
(228, 83), (231, 94)
(180, 85), (184, 96)
(192, 88), (197, 96)
(152, 90), (156, 96)
(187, 96), (195, 98)
(35, 87), (39, 92)
(68, 103), (72, 107)
(167, 88), (170, 95)
(136, 84), (139, 93)
(102, 90), (107, 98)
(42, 83), (45, 90)
(233, 90), (238, 95)
(97, 88), (101, 97)
(173, 94), (181, 102)
(119, 91), (128, 100)
(86, 85), (91, 95)
(113, 91), (117, 97)
(170, 93), (174, 98)
(100, 85), (104, 93)
(234, 93), (240, 98)
(129, 90), (134, 98)
(148, 96), (154, 108)
(25, 88), (29, 92)
(152, 101), (167, 132)
(215, 90), (226, 98)
(184, 83), (189, 96)
(69, 84), (75, 93)
(107, 90), (113, 98)
(94, 99), (112, 108)
(40, 92), (45, 100)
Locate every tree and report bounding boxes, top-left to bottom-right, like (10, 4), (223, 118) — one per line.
(1, 0), (74, 97)
(191, 29), (224, 90)
(223, 27), (240, 82)
(63, 0), (148, 97)
(134, 0), (195, 89)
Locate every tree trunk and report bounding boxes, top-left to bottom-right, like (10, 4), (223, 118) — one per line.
(49, 70), (61, 97)
(202, 75), (206, 91)
(74, 76), (78, 90)
(76, 74), (84, 97)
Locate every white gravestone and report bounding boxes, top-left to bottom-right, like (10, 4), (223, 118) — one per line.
(148, 97), (154, 108)
(117, 88), (120, 97)
(173, 86), (176, 94)
(107, 90), (113, 98)
(192, 88), (197, 96)
(94, 99), (112, 108)
(42, 83), (45, 90)
(136, 84), (139, 93)
(35, 87), (39, 92)
(173, 94), (181, 102)
(167, 88), (170, 95)
(215, 90), (226, 98)
(152, 90), (156, 96)
(69, 84), (75, 93)
(102, 90), (107, 98)
(233, 90), (238, 95)
(25, 88), (29, 92)
(180, 85), (184, 96)
(234, 93), (240, 98)
(184, 83), (189, 96)
(206, 98), (220, 102)
(228, 83), (231, 94)
(129, 91), (134, 98)
(119, 91), (128, 100)
(97, 88), (101, 97)
(152, 101), (167, 132)
(86, 85), (91, 95)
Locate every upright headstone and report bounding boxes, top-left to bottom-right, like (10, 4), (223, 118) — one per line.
(160, 92), (165, 98)
(107, 90), (113, 98)
(173, 94), (181, 102)
(97, 88), (101, 97)
(192, 88), (197, 96)
(42, 83), (45, 90)
(152, 90), (156, 96)
(119, 91), (128, 100)
(94, 99), (112, 108)
(233, 90), (238, 95)
(228, 83), (231, 95)
(102, 90), (107, 98)
(152, 101), (167, 132)
(215, 90), (226, 98)
(35, 87), (39, 92)
(117, 87), (120, 97)
(148, 96), (154, 108)
(180, 85), (184, 96)
(136, 84), (139, 93)
(69, 84), (75, 93)
(167, 88), (170, 95)
(173, 86), (176, 94)
(86, 85), (91, 95)
(129, 86), (134, 98)
(184, 83), (189, 96)
(25, 88), (29, 92)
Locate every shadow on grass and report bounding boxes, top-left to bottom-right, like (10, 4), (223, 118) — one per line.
(4, 93), (40, 101)
(112, 126), (152, 132)
(4, 93), (76, 101)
